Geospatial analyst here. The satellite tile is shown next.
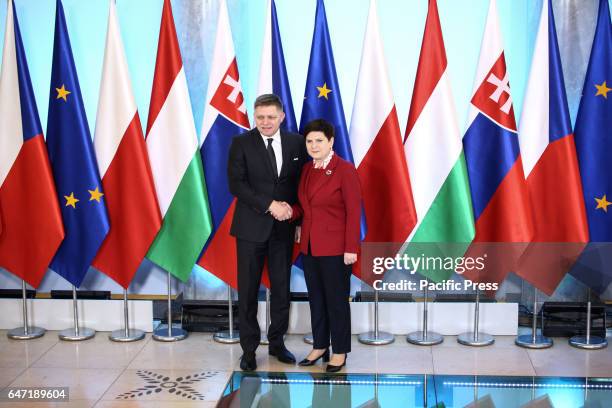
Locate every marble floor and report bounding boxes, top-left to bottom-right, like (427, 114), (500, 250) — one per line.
(0, 329), (610, 407)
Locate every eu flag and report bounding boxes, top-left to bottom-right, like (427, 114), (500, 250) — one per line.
(299, 0), (353, 161)
(572, 0), (612, 292)
(300, 0), (366, 240)
(46, 0), (109, 287)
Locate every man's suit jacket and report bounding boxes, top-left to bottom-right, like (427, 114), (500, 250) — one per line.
(228, 128), (308, 243)
(294, 154), (362, 257)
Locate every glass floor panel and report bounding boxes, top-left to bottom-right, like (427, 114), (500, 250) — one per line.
(218, 372), (612, 408)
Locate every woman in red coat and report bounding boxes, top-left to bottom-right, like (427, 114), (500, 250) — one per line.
(292, 119), (362, 372)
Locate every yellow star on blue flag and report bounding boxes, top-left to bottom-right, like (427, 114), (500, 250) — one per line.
(56, 84), (70, 102)
(317, 82), (332, 99)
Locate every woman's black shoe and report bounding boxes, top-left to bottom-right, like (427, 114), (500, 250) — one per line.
(298, 349), (330, 366)
(325, 355), (347, 373)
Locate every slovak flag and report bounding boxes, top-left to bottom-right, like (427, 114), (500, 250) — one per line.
(198, 0), (252, 289)
(462, 0), (534, 286)
(515, 0), (589, 295)
(0, 0), (64, 288)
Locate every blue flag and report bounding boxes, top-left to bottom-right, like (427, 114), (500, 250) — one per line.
(299, 0), (353, 161)
(299, 0), (366, 239)
(46, 0), (109, 287)
(269, 0), (297, 132)
(571, 0), (612, 293)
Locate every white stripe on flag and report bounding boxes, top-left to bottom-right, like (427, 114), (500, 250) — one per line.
(518, 2), (549, 177)
(349, 0), (395, 168)
(94, 0), (138, 178)
(146, 68), (199, 217)
(0, 1), (23, 187)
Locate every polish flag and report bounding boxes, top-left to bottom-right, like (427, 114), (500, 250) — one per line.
(349, 0), (417, 283)
(92, 0), (162, 288)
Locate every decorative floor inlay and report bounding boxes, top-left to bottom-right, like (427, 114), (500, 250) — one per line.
(116, 370), (220, 401)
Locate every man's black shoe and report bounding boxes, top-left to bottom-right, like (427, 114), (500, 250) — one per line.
(268, 345), (296, 364)
(240, 354), (257, 371)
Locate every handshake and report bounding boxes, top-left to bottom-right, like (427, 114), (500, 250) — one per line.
(268, 200), (293, 221)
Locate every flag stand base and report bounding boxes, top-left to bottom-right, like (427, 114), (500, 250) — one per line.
(406, 331), (443, 346)
(153, 324), (188, 342)
(7, 326), (45, 340)
(569, 335), (607, 350)
(110, 329), (145, 342)
(515, 288), (551, 349)
(110, 289), (145, 342)
(59, 327), (95, 341)
(516, 334), (553, 349)
(303, 333), (314, 345)
(358, 331), (395, 345)
(153, 272), (188, 342)
(406, 285), (443, 346)
(458, 332), (495, 347)
(568, 295), (607, 350)
(214, 330), (240, 344)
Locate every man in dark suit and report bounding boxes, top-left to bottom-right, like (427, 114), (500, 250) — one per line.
(228, 94), (307, 371)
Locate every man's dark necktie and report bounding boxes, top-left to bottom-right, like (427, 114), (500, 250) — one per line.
(266, 138), (278, 177)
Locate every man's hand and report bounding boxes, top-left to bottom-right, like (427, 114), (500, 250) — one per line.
(344, 253), (357, 265)
(295, 226), (301, 243)
(268, 200), (292, 221)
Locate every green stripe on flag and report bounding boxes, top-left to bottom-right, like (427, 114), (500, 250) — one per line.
(407, 152), (475, 282)
(147, 153), (212, 282)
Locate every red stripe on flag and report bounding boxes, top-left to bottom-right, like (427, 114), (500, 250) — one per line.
(516, 135), (589, 294)
(93, 115), (162, 288)
(463, 159), (533, 289)
(356, 108), (417, 283)
(146, 0), (183, 136)
(358, 107), (417, 244)
(405, 0), (446, 138)
(0, 136), (64, 288)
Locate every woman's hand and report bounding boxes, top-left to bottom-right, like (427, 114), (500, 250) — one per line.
(344, 252), (357, 265)
(295, 226), (301, 243)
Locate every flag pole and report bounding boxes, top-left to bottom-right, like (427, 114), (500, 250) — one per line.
(569, 288), (607, 349)
(458, 288), (494, 346)
(109, 288), (145, 342)
(7, 280), (45, 340)
(407, 284), (443, 345)
(515, 286), (552, 348)
(214, 285), (240, 343)
(58, 285), (95, 341)
(153, 271), (188, 341)
(358, 289), (394, 345)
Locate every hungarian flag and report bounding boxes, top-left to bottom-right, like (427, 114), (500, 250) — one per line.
(197, 0), (252, 289)
(92, 0), (162, 289)
(0, 0), (64, 288)
(462, 0), (534, 287)
(46, 0), (110, 288)
(403, 0), (475, 283)
(349, 0), (417, 284)
(146, 0), (212, 282)
(515, 0), (589, 295)
(571, 0), (612, 293)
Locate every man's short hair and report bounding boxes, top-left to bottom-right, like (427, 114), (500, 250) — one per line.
(254, 94), (284, 111)
(303, 119), (334, 141)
